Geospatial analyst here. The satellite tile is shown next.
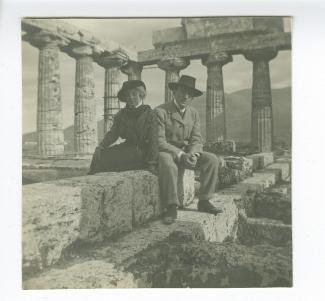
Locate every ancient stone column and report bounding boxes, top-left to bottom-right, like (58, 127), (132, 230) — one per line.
(202, 52), (232, 143)
(97, 56), (125, 133)
(29, 31), (68, 156)
(158, 57), (190, 103)
(121, 61), (143, 80)
(244, 49), (278, 152)
(70, 45), (97, 154)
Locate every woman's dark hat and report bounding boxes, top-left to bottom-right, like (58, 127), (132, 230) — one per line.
(168, 75), (203, 97)
(117, 80), (146, 102)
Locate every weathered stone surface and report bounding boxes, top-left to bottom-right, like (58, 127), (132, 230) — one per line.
(22, 182), (104, 276)
(204, 140), (236, 155)
(22, 18), (137, 61)
(126, 239), (292, 288)
(71, 45), (97, 154)
(182, 17), (284, 40)
(247, 152), (274, 169)
(237, 216), (292, 247)
(23, 220), (207, 288)
(29, 31), (68, 156)
(157, 57), (189, 103)
(22, 170), (195, 276)
(178, 196), (239, 242)
(202, 52), (232, 142)
(139, 32), (291, 65)
(22, 157), (91, 184)
(23, 260), (139, 289)
(267, 162), (290, 180)
(178, 169), (196, 207)
(254, 192), (291, 224)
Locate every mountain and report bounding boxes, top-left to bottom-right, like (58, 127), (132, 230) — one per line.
(189, 87), (291, 143)
(23, 87), (291, 152)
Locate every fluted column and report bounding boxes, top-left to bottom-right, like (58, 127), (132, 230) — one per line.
(70, 45), (97, 154)
(158, 57), (190, 103)
(202, 52), (232, 143)
(121, 61), (143, 80)
(244, 48), (278, 152)
(29, 31), (68, 156)
(97, 56), (125, 133)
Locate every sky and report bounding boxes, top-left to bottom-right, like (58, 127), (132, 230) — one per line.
(22, 17), (292, 134)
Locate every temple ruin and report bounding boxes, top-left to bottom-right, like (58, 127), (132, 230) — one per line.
(22, 17), (292, 288)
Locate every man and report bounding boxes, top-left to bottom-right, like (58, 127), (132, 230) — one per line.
(88, 80), (158, 175)
(155, 75), (223, 225)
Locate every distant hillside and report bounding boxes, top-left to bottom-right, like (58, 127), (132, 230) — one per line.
(189, 87), (291, 143)
(23, 87), (291, 152)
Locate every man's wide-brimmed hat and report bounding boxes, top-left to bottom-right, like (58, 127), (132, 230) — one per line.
(117, 80), (146, 102)
(168, 75), (203, 97)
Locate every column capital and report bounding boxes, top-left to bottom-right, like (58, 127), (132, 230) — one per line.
(243, 48), (278, 62)
(157, 56), (189, 72)
(202, 52), (232, 67)
(68, 45), (94, 59)
(95, 53), (127, 69)
(121, 61), (143, 76)
(27, 30), (69, 49)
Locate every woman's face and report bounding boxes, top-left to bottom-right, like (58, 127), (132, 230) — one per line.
(125, 88), (142, 108)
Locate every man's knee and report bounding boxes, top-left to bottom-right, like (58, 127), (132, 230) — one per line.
(200, 151), (220, 165)
(159, 152), (178, 171)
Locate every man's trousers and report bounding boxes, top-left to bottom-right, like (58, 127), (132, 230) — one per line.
(158, 151), (220, 207)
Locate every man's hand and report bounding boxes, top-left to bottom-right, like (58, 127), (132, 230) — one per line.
(180, 153), (197, 169)
(147, 164), (158, 176)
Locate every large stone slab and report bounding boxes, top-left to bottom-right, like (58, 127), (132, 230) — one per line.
(178, 196), (239, 242)
(237, 216), (292, 247)
(23, 220), (207, 288)
(23, 170), (196, 276)
(22, 182), (105, 276)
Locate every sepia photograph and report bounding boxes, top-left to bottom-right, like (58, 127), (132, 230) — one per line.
(20, 16), (293, 289)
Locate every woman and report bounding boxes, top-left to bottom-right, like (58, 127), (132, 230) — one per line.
(88, 80), (158, 175)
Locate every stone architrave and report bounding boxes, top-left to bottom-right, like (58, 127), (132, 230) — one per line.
(70, 45), (97, 154)
(29, 31), (69, 156)
(157, 57), (189, 103)
(121, 61), (143, 80)
(97, 55), (126, 133)
(202, 52), (232, 142)
(244, 49), (278, 152)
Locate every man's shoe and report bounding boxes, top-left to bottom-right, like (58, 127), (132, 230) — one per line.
(197, 200), (223, 215)
(162, 204), (177, 225)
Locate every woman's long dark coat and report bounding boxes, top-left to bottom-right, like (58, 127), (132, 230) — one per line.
(89, 104), (158, 173)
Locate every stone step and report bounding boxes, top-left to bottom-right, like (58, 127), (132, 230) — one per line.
(237, 216), (292, 247)
(253, 190), (291, 224)
(22, 170), (195, 276)
(22, 220), (210, 288)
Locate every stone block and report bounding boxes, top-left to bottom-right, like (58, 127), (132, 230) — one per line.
(22, 182), (105, 276)
(204, 140), (236, 155)
(254, 192), (291, 224)
(267, 162), (290, 180)
(238, 217), (292, 246)
(247, 152), (274, 169)
(178, 196), (239, 242)
(178, 170), (196, 207)
(22, 169), (59, 184)
(153, 27), (186, 46)
(182, 17), (284, 40)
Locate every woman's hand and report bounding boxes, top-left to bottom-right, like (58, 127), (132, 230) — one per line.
(147, 164), (158, 176)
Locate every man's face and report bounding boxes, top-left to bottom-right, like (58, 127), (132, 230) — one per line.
(125, 88), (142, 108)
(173, 86), (194, 109)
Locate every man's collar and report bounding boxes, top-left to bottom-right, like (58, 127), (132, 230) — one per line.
(174, 99), (186, 113)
